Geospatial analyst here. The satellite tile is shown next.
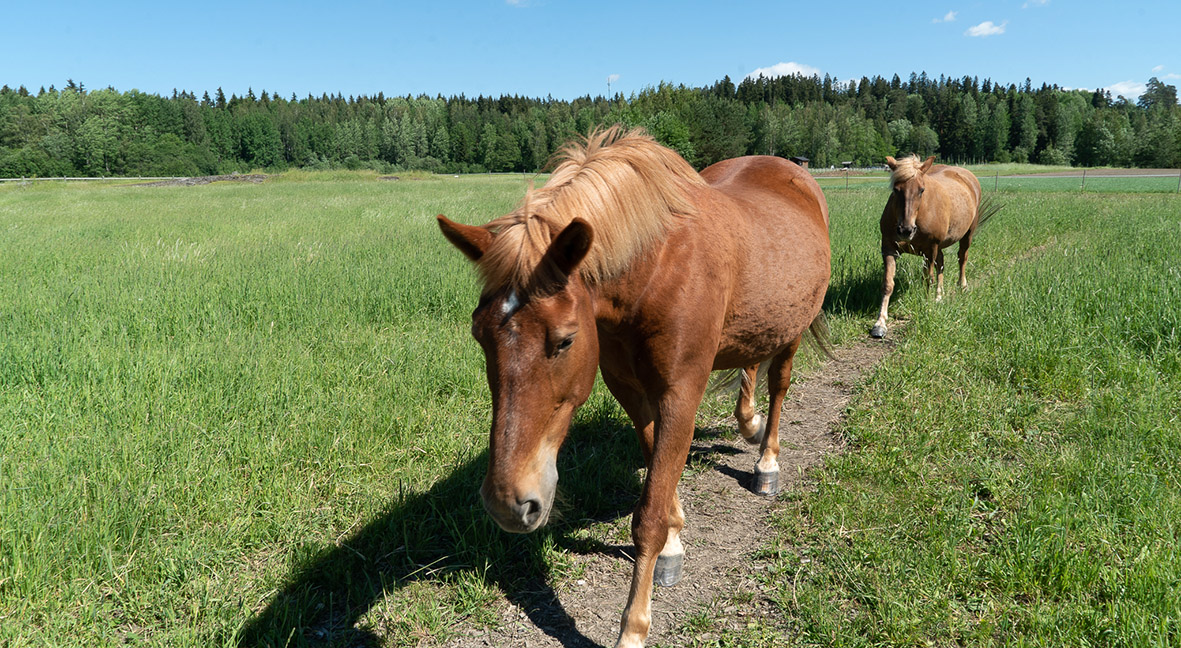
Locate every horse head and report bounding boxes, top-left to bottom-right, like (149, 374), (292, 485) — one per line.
(885, 155), (935, 241)
(437, 215), (600, 533)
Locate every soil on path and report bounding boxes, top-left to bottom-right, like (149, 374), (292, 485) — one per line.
(443, 335), (895, 648)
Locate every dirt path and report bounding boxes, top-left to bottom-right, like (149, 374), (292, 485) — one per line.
(443, 335), (896, 648)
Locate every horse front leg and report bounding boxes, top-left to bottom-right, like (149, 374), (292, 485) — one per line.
(601, 368), (687, 590)
(934, 248), (946, 302)
(871, 252), (896, 338)
(616, 387), (701, 648)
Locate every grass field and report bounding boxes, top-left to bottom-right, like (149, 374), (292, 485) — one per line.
(1, 171), (1178, 647)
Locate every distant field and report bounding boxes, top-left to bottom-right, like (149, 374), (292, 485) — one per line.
(1, 172), (1178, 646)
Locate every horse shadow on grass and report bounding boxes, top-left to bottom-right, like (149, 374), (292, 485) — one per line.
(236, 406), (647, 648)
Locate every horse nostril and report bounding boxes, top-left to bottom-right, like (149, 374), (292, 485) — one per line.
(518, 496), (543, 526)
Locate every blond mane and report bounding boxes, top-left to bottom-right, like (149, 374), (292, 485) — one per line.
(475, 126), (706, 294)
(889, 155), (927, 183)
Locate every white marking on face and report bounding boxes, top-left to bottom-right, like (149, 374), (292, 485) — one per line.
(500, 289), (521, 319)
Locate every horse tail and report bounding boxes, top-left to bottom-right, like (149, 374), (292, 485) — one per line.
(804, 311), (837, 361)
(976, 194), (1002, 229)
(708, 364), (760, 397)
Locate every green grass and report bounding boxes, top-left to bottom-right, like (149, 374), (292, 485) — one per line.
(0, 173), (539, 646)
(2, 171), (1179, 646)
(751, 191), (1181, 646)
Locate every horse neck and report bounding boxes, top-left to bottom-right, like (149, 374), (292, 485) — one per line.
(585, 238), (667, 332)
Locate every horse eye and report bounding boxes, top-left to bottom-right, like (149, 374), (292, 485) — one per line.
(554, 335), (575, 354)
(918, 187), (925, 195)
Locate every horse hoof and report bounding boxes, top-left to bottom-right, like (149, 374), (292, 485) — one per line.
(869, 324), (887, 339)
(653, 553), (683, 587)
(743, 416), (766, 445)
(752, 469), (779, 496)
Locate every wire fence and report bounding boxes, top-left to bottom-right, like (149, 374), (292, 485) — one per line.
(811, 168), (1181, 193)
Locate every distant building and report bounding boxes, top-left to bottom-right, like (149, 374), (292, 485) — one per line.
(789, 156), (809, 169)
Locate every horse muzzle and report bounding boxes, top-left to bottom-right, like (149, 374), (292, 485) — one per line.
(480, 460), (557, 534)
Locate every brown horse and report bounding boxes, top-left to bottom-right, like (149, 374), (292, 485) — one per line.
(871, 155), (991, 338)
(437, 127), (830, 648)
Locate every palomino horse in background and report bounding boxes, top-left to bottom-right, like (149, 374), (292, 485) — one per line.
(438, 127), (830, 648)
(871, 155), (997, 338)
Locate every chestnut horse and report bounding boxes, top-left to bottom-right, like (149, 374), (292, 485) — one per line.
(871, 155), (995, 338)
(437, 127), (830, 648)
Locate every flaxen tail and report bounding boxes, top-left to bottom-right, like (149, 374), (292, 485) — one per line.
(804, 311), (837, 361)
(977, 194), (1002, 229)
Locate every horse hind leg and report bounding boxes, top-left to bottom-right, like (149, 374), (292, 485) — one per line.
(734, 364), (765, 444)
(957, 237), (971, 290)
(753, 338), (801, 496)
(935, 248), (946, 302)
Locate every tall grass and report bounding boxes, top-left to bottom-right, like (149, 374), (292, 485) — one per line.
(755, 191), (1181, 646)
(0, 174), (537, 646)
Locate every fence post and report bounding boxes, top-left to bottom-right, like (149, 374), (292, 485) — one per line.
(1177, 169), (1180, 193)
(994, 172), (998, 192)
(1081, 168), (1086, 192)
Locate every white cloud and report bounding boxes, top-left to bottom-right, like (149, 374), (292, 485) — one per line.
(1022, 0), (1048, 7)
(1152, 65), (1165, 72)
(607, 74), (620, 83)
(933, 11), (957, 23)
(1164, 73), (1181, 81)
(1105, 80), (1147, 100)
(965, 20), (1007, 37)
(506, 0), (529, 6)
(745, 61), (822, 81)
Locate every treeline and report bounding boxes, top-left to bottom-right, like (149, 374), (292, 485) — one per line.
(1, 73), (1178, 178)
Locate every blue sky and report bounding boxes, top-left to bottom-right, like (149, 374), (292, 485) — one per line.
(3, 1), (1178, 102)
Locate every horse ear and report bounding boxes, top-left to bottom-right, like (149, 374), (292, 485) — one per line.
(885, 156), (898, 170)
(545, 218), (594, 277)
(437, 214), (492, 261)
(920, 156), (935, 173)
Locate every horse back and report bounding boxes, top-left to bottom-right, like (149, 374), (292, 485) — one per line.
(930, 164), (982, 202)
(700, 155), (829, 229)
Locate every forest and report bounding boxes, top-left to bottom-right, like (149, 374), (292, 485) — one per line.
(1, 72), (1178, 178)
